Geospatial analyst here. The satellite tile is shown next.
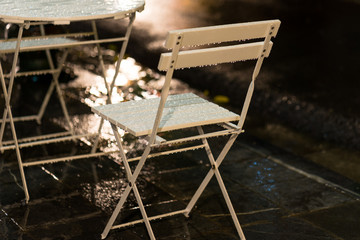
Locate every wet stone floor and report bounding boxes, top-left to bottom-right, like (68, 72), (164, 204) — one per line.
(1, 53), (360, 240)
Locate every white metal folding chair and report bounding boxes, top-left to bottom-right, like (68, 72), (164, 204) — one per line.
(0, 12), (139, 203)
(92, 19), (281, 239)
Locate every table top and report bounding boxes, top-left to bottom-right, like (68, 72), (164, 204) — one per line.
(0, 0), (145, 24)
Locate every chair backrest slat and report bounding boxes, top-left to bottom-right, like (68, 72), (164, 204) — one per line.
(158, 41), (273, 71)
(164, 20), (280, 49)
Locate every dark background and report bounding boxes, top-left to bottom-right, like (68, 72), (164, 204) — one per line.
(122, 0), (360, 150)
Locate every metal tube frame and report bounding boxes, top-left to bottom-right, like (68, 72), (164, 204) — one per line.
(91, 12), (136, 154)
(99, 23), (276, 240)
(0, 13), (138, 203)
(0, 23), (30, 202)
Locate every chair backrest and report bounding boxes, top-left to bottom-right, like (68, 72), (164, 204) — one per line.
(158, 20), (280, 71)
(148, 20), (280, 144)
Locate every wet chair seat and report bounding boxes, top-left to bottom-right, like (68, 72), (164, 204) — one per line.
(92, 19), (281, 240)
(92, 92), (240, 136)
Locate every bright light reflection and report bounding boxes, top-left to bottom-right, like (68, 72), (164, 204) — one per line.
(81, 179), (127, 212)
(41, 166), (59, 181)
(63, 54), (197, 161)
(104, 58), (144, 87)
(70, 57), (145, 88)
(71, 57), (149, 109)
(105, 67), (128, 86)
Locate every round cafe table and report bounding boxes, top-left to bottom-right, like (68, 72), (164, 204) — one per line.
(0, 0), (145, 203)
(0, 0), (144, 24)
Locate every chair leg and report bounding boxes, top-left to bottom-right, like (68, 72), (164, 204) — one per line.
(0, 79), (30, 202)
(36, 80), (56, 124)
(101, 123), (155, 239)
(51, 55), (75, 137)
(0, 106), (8, 151)
(7, 104), (30, 203)
(213, 165), (246, 239)
(0, 24), (30, 203)
(0, 24), (24, 150)
(185, 130), (238, 214)
(108, 13), (136, 100)
(0, 77), (30, 204)
(185, 127), (245, 239)
(91, 14), (136, 154)
(91, 118), (104, 154)
(91, 20), (111, 99)
(131, 183), (156, 240)
(0, 77), (30, 203)
(101, 183), (132, 239)
(89, 19), (109, 154)
(37, 48), (70, 126)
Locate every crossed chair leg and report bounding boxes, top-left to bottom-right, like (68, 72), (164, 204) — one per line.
(101, 124), (246, 240)
(0, 48), (73, 203)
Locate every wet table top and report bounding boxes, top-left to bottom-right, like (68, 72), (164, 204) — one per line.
(0, 0), (145, 24)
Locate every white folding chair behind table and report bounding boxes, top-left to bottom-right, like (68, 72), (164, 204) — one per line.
(92, 19), (281, 239)
(0, 12), (138, 203)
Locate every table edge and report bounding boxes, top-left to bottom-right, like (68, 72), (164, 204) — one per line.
(0, 4), (144, 24)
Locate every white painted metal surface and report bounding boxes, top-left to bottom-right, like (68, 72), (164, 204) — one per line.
(93, 93), (240, 136)
(164, 20), (280, 48)
(158, 41), (274, 71)
(0, 0), (145, 24)
(93, 20), (281, 240)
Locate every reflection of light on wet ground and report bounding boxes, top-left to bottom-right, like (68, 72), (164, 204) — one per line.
(41, 166), (59, 181)
(1, 209), (24, 231)
(81, 179), (127, 212)
(250, 159), (276, 193)
(69, 56), (148, 106)
(116, 57), (145, 84)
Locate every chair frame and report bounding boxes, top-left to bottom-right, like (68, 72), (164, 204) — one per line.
(96, 20), (281, 240)
(0, 13), (137, 203)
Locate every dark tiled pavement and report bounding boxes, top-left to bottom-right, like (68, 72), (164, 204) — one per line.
(1, 0), (360, 237)
(1, 119), (359, 239)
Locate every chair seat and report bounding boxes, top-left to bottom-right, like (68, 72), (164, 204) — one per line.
(0, 37), (78, 53)
(92, 93), (240, 136)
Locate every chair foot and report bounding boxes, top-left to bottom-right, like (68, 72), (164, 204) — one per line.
(183, 210), (191, 218)
(101, 233), (107, 239)
(21, 198), (28, 206)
